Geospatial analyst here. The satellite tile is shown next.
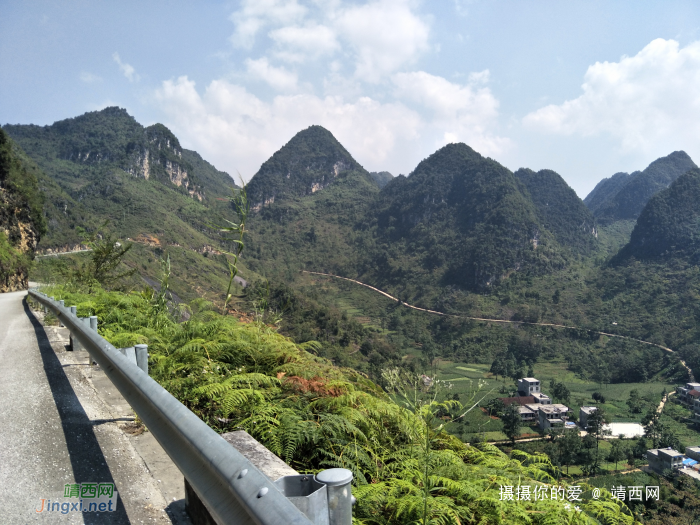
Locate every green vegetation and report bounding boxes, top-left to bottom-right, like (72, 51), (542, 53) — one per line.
(618, 168), (700, 261)
(515, 167), (597, 256)
(246, 125), (370, 207)
(589, 151), (696, 224)
(39, 283), (635, 524)
(0, 128), (46, 290)
(15, 107), (700, 522)
(588, 471), (700, 524)
(369, 171), (394, 189)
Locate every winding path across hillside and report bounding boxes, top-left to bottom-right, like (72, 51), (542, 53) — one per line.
(302, 270), (694, 380)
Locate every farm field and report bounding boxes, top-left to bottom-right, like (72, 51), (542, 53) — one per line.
(432, 359), (686, 443)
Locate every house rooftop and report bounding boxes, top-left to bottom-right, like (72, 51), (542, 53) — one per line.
(660, 449), (684, 458)
(580, 406), (598, 414)
(538, 404), (569, 414)
(689, 390), (700, 398)
(649, 448), (684, 458)
(521, 377), (539, 382)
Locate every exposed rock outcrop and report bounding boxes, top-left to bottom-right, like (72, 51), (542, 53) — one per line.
(0, 129), (45, 292)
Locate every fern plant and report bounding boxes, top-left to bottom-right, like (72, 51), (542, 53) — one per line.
(42, 284), (639, 525)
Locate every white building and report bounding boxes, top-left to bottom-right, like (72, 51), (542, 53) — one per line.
(537, 404), (570, 430)
(517, 378), (541, 396)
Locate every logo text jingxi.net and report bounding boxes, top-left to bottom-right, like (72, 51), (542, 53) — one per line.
(35, 483), (118, 514)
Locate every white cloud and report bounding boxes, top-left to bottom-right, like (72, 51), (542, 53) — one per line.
(112, 52), (139, 82)
(228, 0), (429, 82)
(523, 38), (700, 155)
(245, 57), (298, 91)
(334, 0), (430, 82)
(392, 70), (509, 156)
(269, 24), (339, 62)
(150, 2), (509, 180)
(229, 0), (307, 49)
(80, 72), (102, 83)
(154, 76), (422, 179)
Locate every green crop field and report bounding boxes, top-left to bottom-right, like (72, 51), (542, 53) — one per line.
(429, 358), (697, 445)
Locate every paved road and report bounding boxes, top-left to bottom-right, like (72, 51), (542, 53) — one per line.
(0, 290), (182, 524)
(36, 249), (93, 258)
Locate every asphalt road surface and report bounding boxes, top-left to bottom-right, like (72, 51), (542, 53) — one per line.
(0, 290), (183, 524)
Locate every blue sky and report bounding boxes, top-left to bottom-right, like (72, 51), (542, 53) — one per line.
(2, 0), (700, 197)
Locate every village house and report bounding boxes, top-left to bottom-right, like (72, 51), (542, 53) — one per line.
(537, 404), (571, 429)
(676, 382), (700, 405)
(499, 378), (565, 429)
(647, 448), (684, 473)
(579, 406), (598, 429)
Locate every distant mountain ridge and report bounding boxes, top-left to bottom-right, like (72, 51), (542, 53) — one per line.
(243, 128), (603, 295)
(246, 125), (370, 211)
(369, 171), (393, 188)
(365, 144), (582, 292)
(584, 171), (634, 213)
(3, 108), (237, 252)
(3, 107), (237, 202)
(617, 167), (700, 261)
(585, 151), (697, 224)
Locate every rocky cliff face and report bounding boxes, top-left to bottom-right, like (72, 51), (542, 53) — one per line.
(0, 130), (45, 292)
(5, 107), (205, 201)
(126, 124), (203, 200)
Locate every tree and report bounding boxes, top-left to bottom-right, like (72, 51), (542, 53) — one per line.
(486, 398), (505, 418)
(489, 358), (505, 380)
(608, 438), (626, 471)
(586, 407), (610, 472)
(502, 403), (522, 444)
(627, 389), (644, 414)
(592, 391), (606, 404)
(642, 409), (663, 448)
(550, 380), (571, 404)
(68, 228), (136, 291)
(557, 429), (582, 475)
(212, 184), (248, 312)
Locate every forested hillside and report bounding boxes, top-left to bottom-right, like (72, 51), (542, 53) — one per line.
(13, 106), (700, 383)
(4, 107), (236, 250)
(3, 108), (251, 303)
(514, 168), (598, 256)
(0, 129), (46, 291)
(586, 151), (697, 224)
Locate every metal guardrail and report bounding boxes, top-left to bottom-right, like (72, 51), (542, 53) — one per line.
(28, 290), (353, 525)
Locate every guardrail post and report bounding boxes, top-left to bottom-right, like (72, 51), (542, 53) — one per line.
(125, 346), (136, 365)
(315, 469), (353, 525)
(73, 317), (83, 352)
(58, 300), (64, 326)
(68, 307), (77, 351)
(81, 317), (93, 365)
(135, 344), (148, 375)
